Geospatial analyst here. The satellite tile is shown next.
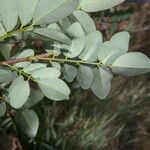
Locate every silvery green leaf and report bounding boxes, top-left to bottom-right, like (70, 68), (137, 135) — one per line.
(73, 10), (96, 34)
(112, 52), (150, 76)
(77, 65), (94, 89)
(33, 28), (71, 45)
(110, 31), (130, 53)
(80, 0), (125, 12)
(51, 62), (61, 70)
(23, 88), (44, 108)
(79, 31), (102, 62)
(0, 22), (5, 37)
(32, 67), (61, 80)
(0, 102), (6, 117)
(0, 68), (13, 83)
(62, 64), (77, 82)
(15, 109), (39, 138)
(23, 63), (47, 75)
(33, 0), (80, 25)
(38, 78), (70, 101)
(17, 0), (38, 26)
(9, 76), (30, 109)
(15, 49), (34, 68)
(91, 67), (113, 99)
(0, 0), (18, 31)
(64, 22), (86, 58)
(0, 44), (12, 59)
(98, 41), (124, 65)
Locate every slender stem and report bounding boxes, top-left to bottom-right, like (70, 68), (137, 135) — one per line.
(0, 53), (103, 67)
(0, 24), (34, 41)
(3, 63), (37, 83)
(37, 57), (101, 66)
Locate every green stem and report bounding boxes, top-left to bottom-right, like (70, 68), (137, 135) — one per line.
(3, 63), (37, 83)
(37, 57), (102, 67)
(0, 24), (34, 40)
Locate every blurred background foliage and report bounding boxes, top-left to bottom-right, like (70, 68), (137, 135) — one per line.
(0, 3), (150, 150)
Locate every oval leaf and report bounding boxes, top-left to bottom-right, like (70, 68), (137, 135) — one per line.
(64, 22), (86, 58)
(73, 10), (96, 34)
(98, 41), (124, 65)
(62, 64), (77, 82)
(110, 31), (130, 53)
(9, 76), (30, 109)
(79, 31), (103, 62)
(38, 78), (70, 101)
(80, 0), (125, 12)
(23, 63), (47, 75)
(77, 65), (94, 89)
(112, 52), (150, 76)
(0, 44), (12, 59)
(32, 67), (61, 80)
(91, 67), (113, 99)
(0, 68), (13, 83)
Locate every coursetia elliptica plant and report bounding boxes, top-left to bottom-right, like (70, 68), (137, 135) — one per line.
(0, 0), (149, 138)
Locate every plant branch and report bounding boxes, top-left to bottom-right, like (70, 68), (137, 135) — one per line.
(0, 53), (49, 65)
(0, 53), (104, 67)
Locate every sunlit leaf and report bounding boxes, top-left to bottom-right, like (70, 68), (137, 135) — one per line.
(112, 52), (150, 76)
(38, 78), (70, 101)
(32, 67), (61, 79)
